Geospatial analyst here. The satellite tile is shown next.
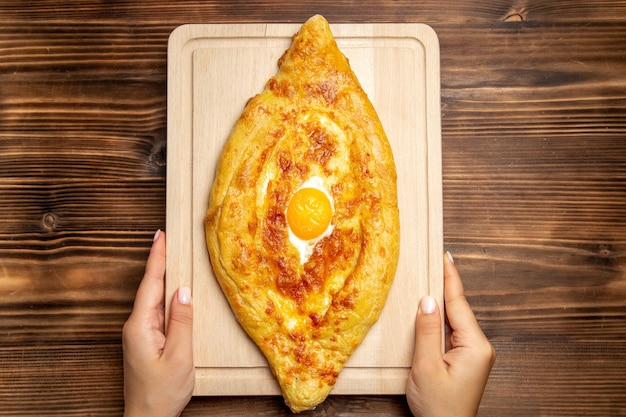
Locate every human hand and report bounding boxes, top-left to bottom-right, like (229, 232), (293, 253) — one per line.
(406, 252), (496, 417)
(122, 230), (194, 417)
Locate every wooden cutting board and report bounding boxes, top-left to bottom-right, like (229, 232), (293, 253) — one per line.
(166, 20), (442, 397)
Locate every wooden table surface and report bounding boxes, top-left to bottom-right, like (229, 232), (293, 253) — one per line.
(1, 1), (625, 416)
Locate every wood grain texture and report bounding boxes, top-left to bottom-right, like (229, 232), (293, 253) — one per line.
(0, 1), (625, 416)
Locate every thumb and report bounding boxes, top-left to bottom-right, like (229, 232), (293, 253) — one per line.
(413, 295), (443, 368)
(164, 286), (193, 358)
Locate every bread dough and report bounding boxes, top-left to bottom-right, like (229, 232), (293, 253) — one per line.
(205, 15), (399, 413)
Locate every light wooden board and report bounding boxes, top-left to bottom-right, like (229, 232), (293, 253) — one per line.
(166, 21), (442, 397)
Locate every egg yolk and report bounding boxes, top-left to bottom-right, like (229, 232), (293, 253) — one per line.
(286, 187), (332, 240)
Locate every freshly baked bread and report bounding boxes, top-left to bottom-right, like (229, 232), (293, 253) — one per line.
(205, 15), (399, 413)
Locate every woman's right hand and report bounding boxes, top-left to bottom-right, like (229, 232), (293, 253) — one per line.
(406, 252), (496, 417)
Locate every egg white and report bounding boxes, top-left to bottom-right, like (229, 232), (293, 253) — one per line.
(287, 176), (335, 264)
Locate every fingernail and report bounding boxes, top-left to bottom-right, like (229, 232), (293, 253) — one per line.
(420, 295), (436, 314)
(153, 229), (161, 242)
(446, 251), (454, 264)
(178, 286), (191, 305)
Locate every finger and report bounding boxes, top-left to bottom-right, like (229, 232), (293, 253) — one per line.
(133, 230), (167, 314)
(443, 252), (484, 341)
(413, 295), (443, 369)
(164, 286), (194, 359)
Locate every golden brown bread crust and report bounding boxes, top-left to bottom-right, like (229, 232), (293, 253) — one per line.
(205, 15), (399, 413)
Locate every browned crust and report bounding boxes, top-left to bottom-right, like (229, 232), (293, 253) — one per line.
(205, 15), (399, 413)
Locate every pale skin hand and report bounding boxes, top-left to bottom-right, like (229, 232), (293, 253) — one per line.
(122, 230), (194, 417)
(406, 252), (496, 417)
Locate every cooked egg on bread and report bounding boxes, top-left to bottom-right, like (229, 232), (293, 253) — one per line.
(205, 15), (399, 413)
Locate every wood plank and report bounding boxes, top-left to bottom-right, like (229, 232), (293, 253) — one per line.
(0, 345), (124, 416)
(1, 0), (625, 23)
